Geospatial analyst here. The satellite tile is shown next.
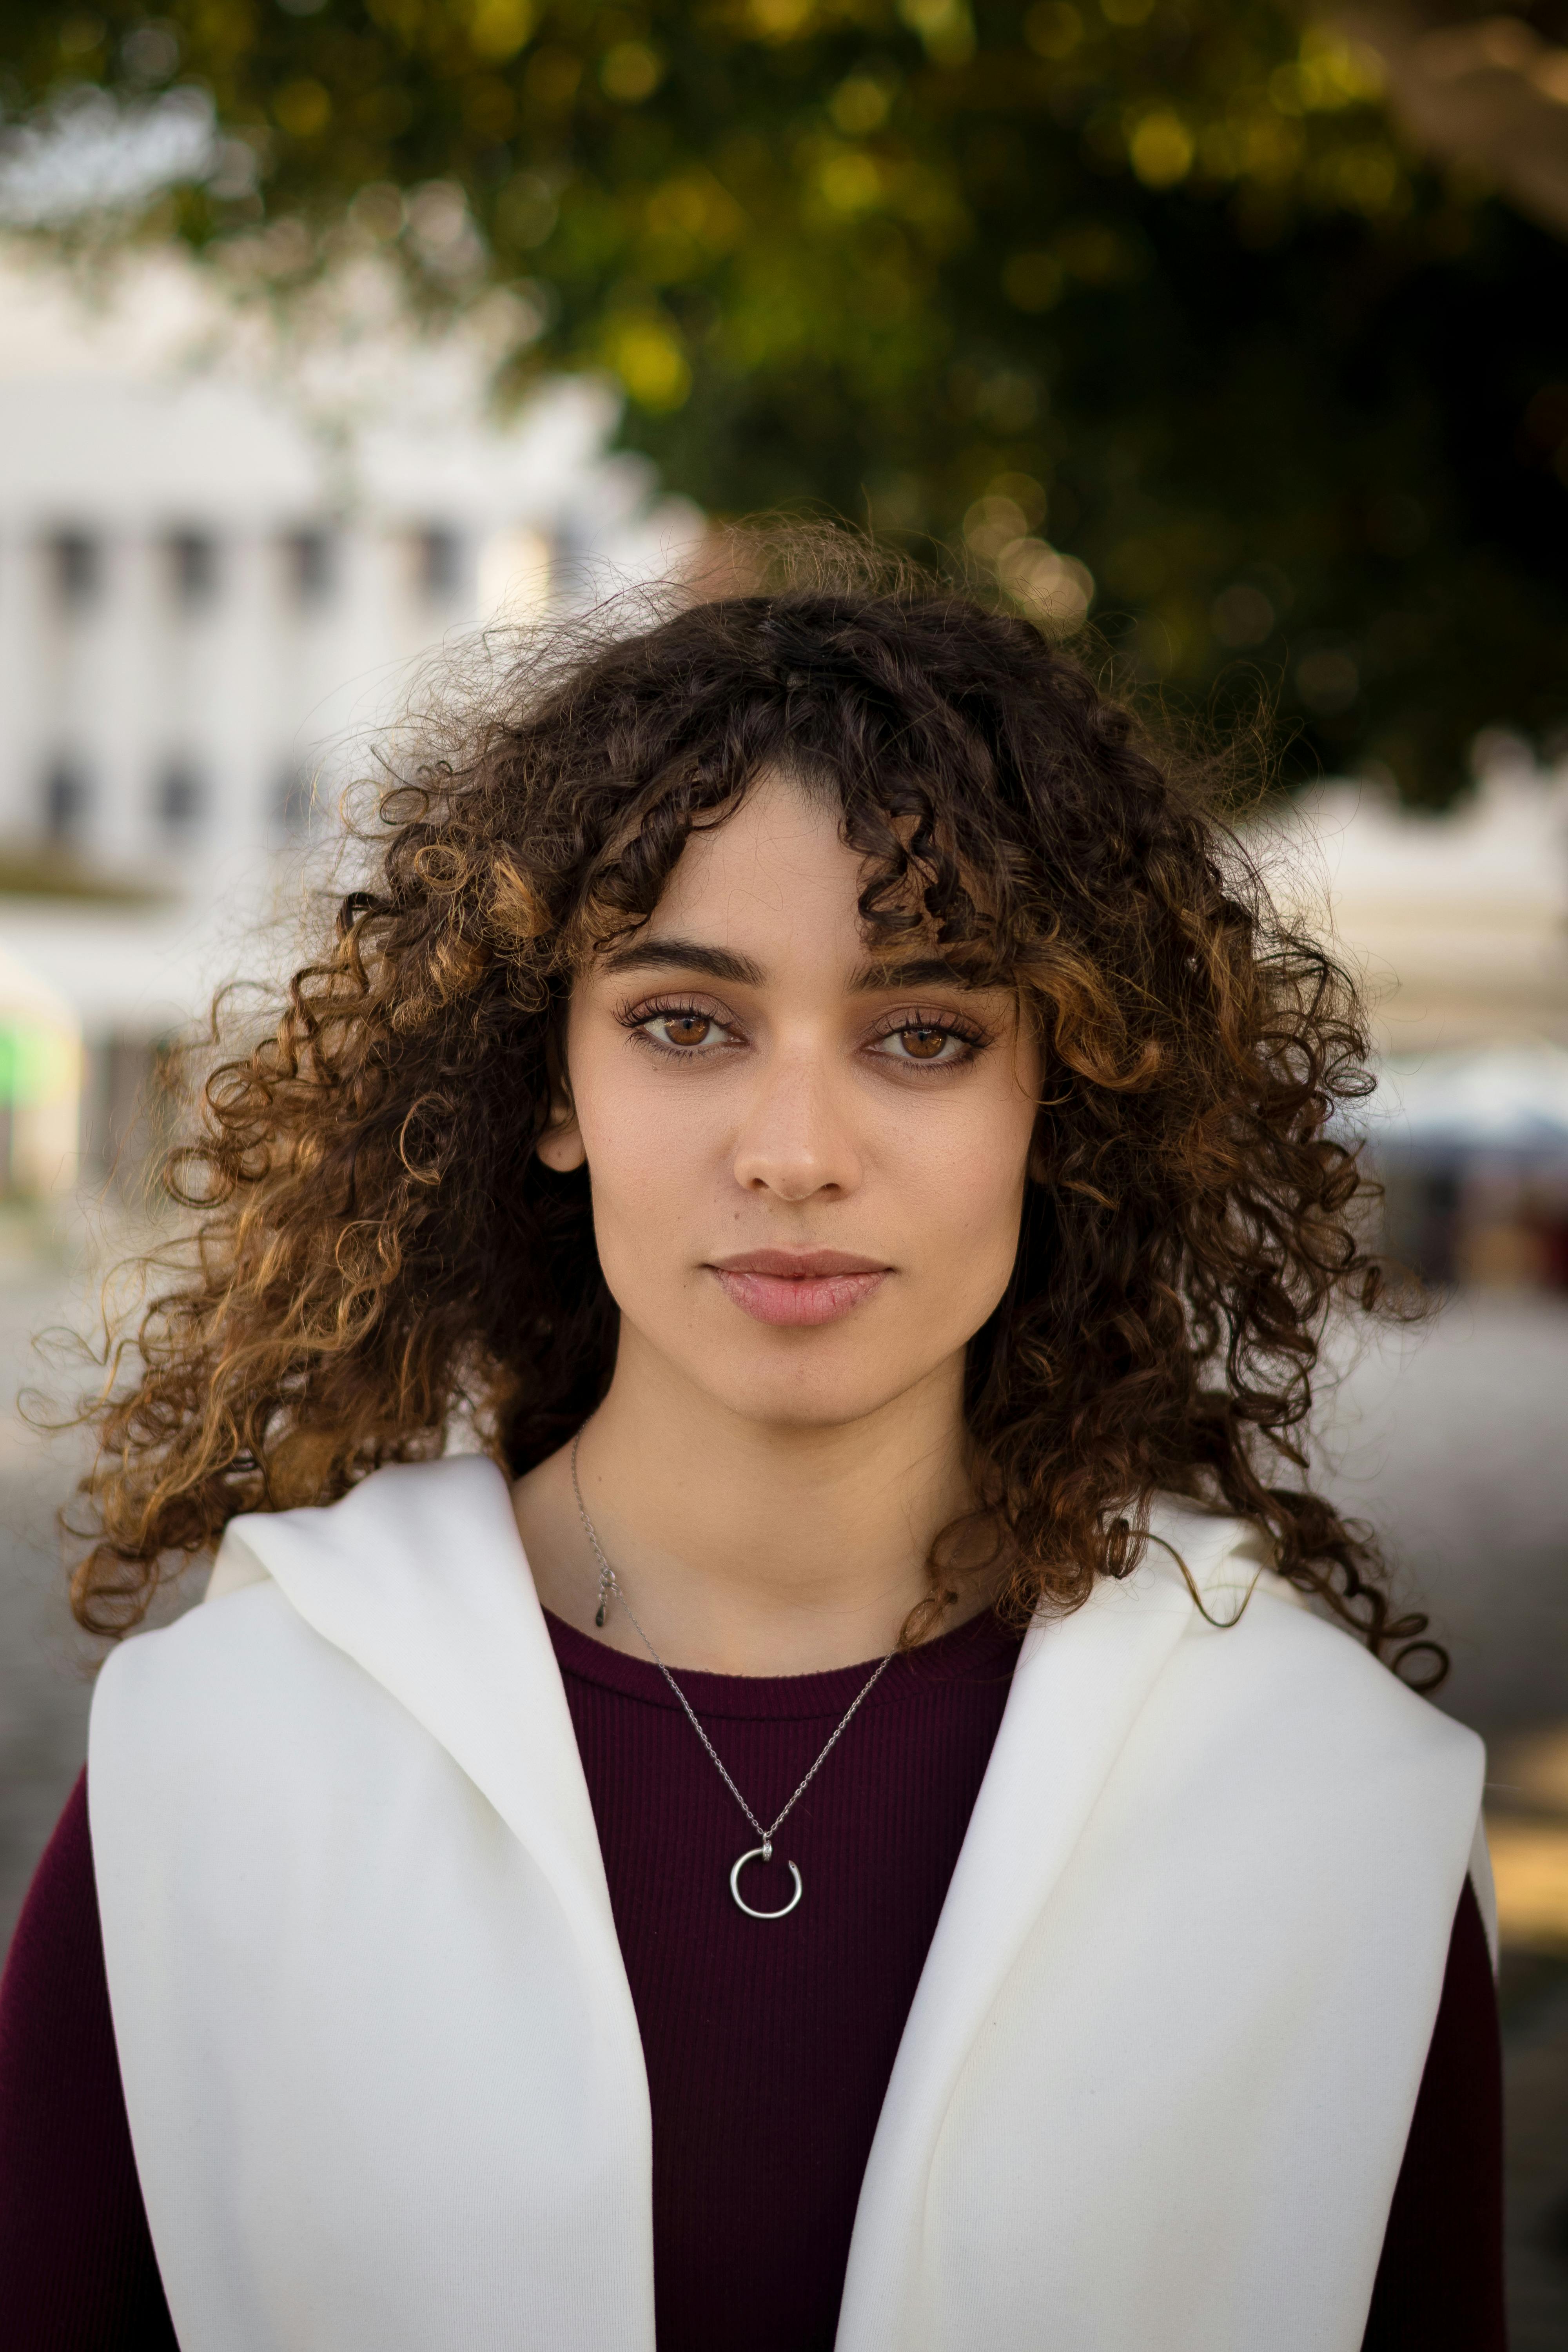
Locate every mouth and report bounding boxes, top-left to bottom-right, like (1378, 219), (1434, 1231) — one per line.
(706, 1248), (891, 1329)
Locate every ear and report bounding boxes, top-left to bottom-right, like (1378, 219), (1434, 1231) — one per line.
(535, 1030), (587, 1172)
(535, 1098), (587, 1173)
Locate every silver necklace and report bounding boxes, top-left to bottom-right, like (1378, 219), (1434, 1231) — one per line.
(570, 1434), (897, 1920)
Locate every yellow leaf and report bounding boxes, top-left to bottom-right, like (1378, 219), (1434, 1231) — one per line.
(829, 75), (893, 135)
(898, 0), (976, 67)
(469, 0), (534, 64)
(819, 151), (882, 213)
(749, 0), (815, 39)
(1128, 110), (1194, 187)
(606, 316), (692, 411)
(601, 42), (664, 103)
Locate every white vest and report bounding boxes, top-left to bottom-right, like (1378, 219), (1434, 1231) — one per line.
(89, 1455), (1487, 2352)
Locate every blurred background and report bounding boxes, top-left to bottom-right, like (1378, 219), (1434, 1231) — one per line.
(0, 0), (1564, 2339)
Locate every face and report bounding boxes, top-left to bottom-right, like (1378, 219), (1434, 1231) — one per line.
(537, 773), (1042, 1433)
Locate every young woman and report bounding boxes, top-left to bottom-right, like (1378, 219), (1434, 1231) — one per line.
(1, 545), (1501, 2350)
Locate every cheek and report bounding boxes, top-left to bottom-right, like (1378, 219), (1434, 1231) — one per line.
(876, 1077), (1035, 1292)
(572, 1045), (719, 1223)
(919, 1107), (1032, 1273)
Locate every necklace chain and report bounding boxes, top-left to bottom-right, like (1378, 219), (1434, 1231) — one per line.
(569, 1433), (897, 1864)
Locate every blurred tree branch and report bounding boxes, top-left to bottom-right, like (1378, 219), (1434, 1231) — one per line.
(0, 0), (1564, 804)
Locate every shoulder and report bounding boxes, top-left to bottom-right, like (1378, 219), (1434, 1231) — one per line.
(91, 1456), (513, 1777)
(98, 1454), (515, 1686)
(88, 1574), (376, 1866)
(90, 1453), (549, 1862)
(1138, 1497), (1484, 1797)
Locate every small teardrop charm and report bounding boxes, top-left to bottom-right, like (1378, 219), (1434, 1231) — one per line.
(595, 1600), (607, 1628)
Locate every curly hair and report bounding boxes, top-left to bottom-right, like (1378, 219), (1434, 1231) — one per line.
(67, 531), (1438, 1682)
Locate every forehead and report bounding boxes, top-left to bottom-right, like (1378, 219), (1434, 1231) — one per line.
(592, 776), (1014, 1000)
(642, 772), (854, 937)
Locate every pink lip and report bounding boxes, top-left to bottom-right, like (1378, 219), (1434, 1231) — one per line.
(708, 1249), (891, 1328)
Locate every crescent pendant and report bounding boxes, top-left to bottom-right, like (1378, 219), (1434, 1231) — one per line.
(730, 1845), (803, 1919)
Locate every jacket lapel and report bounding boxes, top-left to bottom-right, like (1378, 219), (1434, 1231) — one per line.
(836, 1511), (1245, 2351)
(226, 1455), (629, 1991)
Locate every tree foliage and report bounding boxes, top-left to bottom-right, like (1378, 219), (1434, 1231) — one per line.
(3, 0), (1566, 800)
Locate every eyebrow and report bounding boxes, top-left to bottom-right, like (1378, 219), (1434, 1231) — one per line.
(601, 938), (983, 995)
(599, 938), (766, 986)
(848, 956), (980, 994)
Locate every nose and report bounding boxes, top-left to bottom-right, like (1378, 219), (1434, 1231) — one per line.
(730, 1042), (863, 1201)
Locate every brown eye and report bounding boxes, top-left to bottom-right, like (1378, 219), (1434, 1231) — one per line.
(898, 1025), (950, 1061)
(641, 1009), (727, 1050)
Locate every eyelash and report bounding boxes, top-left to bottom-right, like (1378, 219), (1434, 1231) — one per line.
(616, 995), (991, 1069)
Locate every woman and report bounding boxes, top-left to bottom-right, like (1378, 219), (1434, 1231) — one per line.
(1, 542), (1501, 2350)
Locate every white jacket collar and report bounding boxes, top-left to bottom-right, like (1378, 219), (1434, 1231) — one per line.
(216, 1455), (615, 1947)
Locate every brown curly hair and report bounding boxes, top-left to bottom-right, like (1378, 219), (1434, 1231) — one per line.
(67, 532), (1438, 1682)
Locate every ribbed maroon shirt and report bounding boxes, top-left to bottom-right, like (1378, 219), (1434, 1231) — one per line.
(0, 1606), (1504, 2350)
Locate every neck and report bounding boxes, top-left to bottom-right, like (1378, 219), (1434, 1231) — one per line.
(513, 1327), (984, 1675)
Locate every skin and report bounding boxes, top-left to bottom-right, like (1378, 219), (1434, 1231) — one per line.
(512, 771), (1042, 1675)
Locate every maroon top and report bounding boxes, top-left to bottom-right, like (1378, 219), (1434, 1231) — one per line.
(0, 1606), (1504, 2350)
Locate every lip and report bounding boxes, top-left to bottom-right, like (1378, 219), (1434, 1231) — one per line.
(707, 1247), (891, 1328)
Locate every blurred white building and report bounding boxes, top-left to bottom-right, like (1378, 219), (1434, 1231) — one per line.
(0, 351), (696, 886)
(0, 243), (702, 1200)
(1268, 759), (1568, 1058)
(1255, 754), (1568, 1287)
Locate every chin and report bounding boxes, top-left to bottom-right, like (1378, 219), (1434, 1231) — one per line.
(684, 1334), (940, 1434)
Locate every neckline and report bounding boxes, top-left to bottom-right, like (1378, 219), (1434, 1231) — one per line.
(543, 1602), (1024, 1722)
